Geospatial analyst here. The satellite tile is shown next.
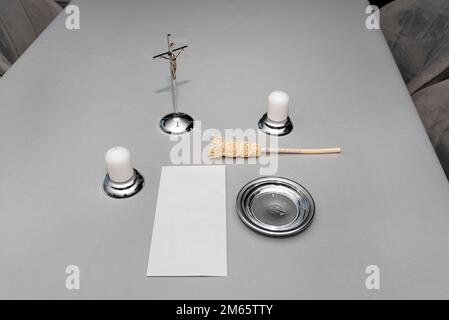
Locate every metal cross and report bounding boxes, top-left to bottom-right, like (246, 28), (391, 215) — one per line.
(153, 34), (187, 80)
(153, 34), (188, 114)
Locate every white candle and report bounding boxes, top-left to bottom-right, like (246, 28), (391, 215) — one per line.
(267, 91), (289, 122)
(105, 146), (134, 183)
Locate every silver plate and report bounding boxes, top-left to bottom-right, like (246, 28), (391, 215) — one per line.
(236, 177), (315, 237)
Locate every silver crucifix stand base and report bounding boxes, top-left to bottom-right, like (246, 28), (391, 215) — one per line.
(160, 112), (194, 135)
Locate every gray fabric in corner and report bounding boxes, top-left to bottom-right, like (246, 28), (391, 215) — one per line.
(0, 52), (11, 76)
(381, 0), (449, 178)
(380, 0), (449, 93)
(413, 79), (449, 177)
(0, 0), (61, 64)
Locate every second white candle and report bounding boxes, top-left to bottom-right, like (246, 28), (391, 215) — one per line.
(267, 91), (289, 122)
(105, 146), (135, 183)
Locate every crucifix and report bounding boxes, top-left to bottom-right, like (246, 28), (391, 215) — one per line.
(153, 34), (194, 135)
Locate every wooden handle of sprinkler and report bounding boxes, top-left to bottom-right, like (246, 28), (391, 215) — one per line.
(263, 147), (341, 154)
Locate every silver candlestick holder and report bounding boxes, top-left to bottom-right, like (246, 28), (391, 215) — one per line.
(154, 34), (194, 135)
(103, 169), (145, 199)
(258, 113), (293, 136)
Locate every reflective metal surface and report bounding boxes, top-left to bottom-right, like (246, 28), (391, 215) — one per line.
(103, 169), (145, 199)
(236, 176), (315, 237)
(258, 113), (293, 136)
(159, 112), (194, 135)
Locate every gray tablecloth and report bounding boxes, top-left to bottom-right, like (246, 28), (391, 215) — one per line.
(1, 0), (449, 299)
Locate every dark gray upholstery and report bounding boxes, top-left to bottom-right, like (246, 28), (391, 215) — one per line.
(0, 0), (61, 75)
(413, 79), (449, 177)
(0, 52), (10, 76)
(381, 0), (449, 90)
(381, 0), (449, 177)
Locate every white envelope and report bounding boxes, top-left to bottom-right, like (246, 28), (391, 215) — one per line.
(147, 165), (227, 277)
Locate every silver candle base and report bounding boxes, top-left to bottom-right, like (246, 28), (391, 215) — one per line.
(258, 113), (293, 136)
(160, 113), (194, 135)
(103, 169), (144, 199)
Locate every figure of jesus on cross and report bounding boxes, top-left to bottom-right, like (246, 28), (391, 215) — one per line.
(153, 34), (188, 80)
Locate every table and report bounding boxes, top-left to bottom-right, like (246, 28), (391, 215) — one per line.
(1, 0), (449, 299)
